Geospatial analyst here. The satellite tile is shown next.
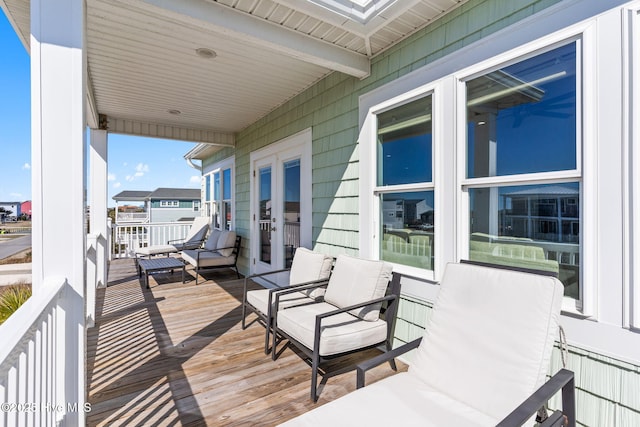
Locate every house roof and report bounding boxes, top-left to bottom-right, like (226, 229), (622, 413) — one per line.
(112, 190), (152, 202)
(0, 0), (468, 158)
(149, 188), (201, 200)
(112, 188), (201, 202)
(503, 185), (580, 197)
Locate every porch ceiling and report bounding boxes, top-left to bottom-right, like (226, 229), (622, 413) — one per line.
(1, 0), (467, 149)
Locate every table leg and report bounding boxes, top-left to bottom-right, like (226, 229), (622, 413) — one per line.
(146, 270), (150, 289)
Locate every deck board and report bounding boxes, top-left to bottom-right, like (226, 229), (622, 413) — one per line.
(87, 259), (406, 426)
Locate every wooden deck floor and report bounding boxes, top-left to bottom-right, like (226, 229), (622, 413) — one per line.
(87, 259), (405, 426)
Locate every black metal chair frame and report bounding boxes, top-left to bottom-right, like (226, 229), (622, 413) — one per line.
(272, 272), (402, 402)
(241, 269), (330, 354)
(191, 235), (242, 285)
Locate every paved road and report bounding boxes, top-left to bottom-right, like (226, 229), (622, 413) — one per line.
(0, 234), (32, 260)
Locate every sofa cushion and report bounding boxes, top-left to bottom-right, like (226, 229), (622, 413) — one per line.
(323, 254), (392, 321)
(276, 302), (387, 356)
(216, 231), (237, 257)
(204, 229), (222, 251)
(182, 249), (235, 268)
(289, 247), (333, 298)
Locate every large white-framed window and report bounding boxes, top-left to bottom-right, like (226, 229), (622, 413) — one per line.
(360, 19), (597, 312)
(458, 37), (587, 313)
(203, 156), (235, 231)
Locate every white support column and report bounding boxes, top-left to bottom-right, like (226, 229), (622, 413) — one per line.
(31, 0), (86, 423)
(90, 128), (108, 287)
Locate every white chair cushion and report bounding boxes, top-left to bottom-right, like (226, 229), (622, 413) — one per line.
(246, 288), (315, 315)
(216, 230), (237, 256)
(409, 262), (564, 422)
(136, 244), (177, 256)
(276, 302), (387, 356)
(182, 249), (235, 268)
(289, 248), (333, 298)
(184, 217), (209, 245)
(278, 372), (498, 427)
(323, 254), (393, 321)
(204, 229), (222, 251)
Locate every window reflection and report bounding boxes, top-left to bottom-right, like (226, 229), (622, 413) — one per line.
(467, 42), (577, 178)
(380, 192), (434, 270)
(469, 183), (580, 299)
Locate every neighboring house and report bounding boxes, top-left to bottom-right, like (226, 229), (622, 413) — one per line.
(112, 188), (201, 224)
(0, 201), (21, 221)
(3, 0), (640, 426)
(20, 200), (31, 218)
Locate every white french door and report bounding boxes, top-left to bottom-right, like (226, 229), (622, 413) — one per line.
(250, 129), (312, 277)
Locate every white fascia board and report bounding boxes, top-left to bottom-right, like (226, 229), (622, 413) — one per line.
(138, 0), (370, 78)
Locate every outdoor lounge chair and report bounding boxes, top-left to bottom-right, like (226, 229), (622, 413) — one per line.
(272, 254), (400, 402)
(135, 216), (209, 258)
(182, 229), (242, 284)
(279, 261), (575, 427)
(242, 247), (334, 354)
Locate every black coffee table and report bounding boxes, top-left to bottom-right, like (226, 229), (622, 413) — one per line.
(138, 257), (185, 288)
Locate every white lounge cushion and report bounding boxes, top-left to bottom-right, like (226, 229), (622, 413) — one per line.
(136, 244), (177, 256)
(278, 372), (498, 427)
(276, 301), (387, 356)
(323, 254), (393, 321)
(216, 230), (237, 256)
(246, 289), (315, 315)
(182, 250), (235, 268)
(289, 247), (333, 298)
(203, 229), (222, 251)
(409, 262), (564, 422)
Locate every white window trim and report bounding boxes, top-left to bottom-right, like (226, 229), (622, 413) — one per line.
(625, 3), (640, 329)
(159, 200), (179, 208)
(203, 156), (235, 230)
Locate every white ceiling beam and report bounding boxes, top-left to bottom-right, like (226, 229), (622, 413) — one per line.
(136, 0), (370, 78)
(107, 117), (236, 145)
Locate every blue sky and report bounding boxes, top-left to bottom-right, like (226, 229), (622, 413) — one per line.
(0, 11), (201, 208)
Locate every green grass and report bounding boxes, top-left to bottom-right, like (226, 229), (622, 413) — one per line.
(0, 283), (32, 325)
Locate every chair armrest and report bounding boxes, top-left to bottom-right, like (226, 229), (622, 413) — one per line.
(356, 337), (422, 388)
(316, 294), (399, 321)
(167, 237), (185, 244)
(496, 369), (575, 427)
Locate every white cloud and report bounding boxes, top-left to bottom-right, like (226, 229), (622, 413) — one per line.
(136, 163), (149, 173)
(9, 192), (23, 199)
(22, 163), (30, 170)
(190, 175), (201, 184)
(125, 175), (134, 182)
(113, 182), (121, 189)
(108, 173), (116, 181)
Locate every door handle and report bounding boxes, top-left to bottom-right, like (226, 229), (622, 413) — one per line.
(271, 227), (276, 231)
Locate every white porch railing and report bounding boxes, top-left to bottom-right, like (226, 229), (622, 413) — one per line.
(0, 278), (85, 426)
(115, 212), (149, 223)
(111, 221), (194, 258)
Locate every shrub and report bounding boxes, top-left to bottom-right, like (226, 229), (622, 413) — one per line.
(0, 284), (32, 326)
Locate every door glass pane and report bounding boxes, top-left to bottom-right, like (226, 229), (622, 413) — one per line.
(259, 166), (272, 264)
(380, 191), (434, 270)
(283, 159), (301, 268)
(466, 42), (577, 178)
(468, 182), (580, 299)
